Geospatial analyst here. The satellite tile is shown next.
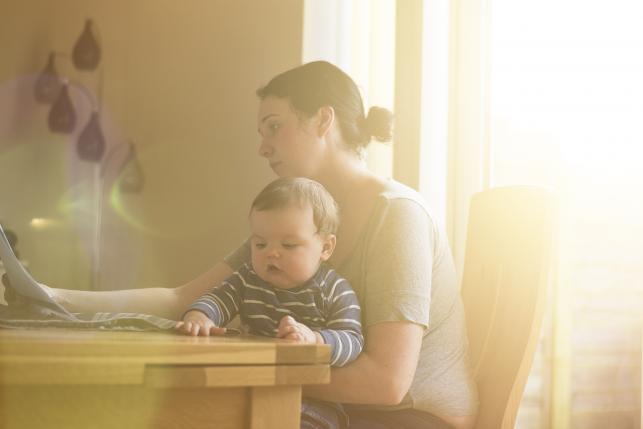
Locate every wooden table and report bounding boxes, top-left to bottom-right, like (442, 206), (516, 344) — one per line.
(0, 329), (330, 429)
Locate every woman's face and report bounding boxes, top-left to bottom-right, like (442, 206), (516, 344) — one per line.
(256, 96), (324, 178)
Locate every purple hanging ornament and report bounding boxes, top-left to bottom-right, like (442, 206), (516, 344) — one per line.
(118, 145), (145, 193)
(48, 83), (76, 133)
(34, 52), (62, 104)
(72, 19), (101, 71)
(77, 111), (106, 162)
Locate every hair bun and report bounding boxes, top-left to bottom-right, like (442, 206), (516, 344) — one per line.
(362, 106), (394, 143)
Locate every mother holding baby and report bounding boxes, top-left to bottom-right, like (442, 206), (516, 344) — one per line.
(45, 61), (478, 429)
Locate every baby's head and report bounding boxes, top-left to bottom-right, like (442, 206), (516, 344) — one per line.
(249, 177), (339, 289)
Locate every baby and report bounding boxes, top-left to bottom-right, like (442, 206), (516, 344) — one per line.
(177, 177), (363, 428)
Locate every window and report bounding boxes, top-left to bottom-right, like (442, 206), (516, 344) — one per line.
(303, 0), (396, 178)
(305, 2), (643, 426)
(487, 0), (643, 427)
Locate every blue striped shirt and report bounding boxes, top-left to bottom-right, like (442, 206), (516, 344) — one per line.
(188, 263), (363, 367)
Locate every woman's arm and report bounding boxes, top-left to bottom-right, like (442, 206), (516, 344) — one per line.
(52, 261), (234, 320)
(305, 321), (424, 405)
(305, 198), (430, 405)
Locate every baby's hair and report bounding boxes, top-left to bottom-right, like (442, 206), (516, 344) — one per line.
(250, 177), (339, 235)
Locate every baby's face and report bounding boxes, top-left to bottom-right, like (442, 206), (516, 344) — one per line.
(249, 204), (334, 289)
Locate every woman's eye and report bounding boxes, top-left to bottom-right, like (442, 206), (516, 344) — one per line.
(255, 243), (266, 250)
(268, 123), (280, 134)
(282, 243), (298, 249)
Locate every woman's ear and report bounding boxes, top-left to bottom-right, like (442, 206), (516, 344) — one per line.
(320, 234), (336, 261)
(316, 106), (335, 138)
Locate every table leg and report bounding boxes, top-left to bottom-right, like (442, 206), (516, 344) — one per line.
(250, 385), (301, 429)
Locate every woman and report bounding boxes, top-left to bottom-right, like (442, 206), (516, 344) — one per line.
(50, 61), (478, 428)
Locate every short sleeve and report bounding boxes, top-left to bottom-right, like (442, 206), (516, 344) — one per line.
(362, 198), (435, 329)
(223, 239), (251, 271)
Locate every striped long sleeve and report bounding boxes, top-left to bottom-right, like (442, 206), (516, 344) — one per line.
(184, 264), (364, 368)
(318, 274), (364, 367)
(187, 273), (244, 326)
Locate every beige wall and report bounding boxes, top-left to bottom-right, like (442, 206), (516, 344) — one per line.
(0, 1), (303, 291)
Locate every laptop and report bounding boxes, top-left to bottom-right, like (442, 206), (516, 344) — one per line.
(0, 223), (74, 316)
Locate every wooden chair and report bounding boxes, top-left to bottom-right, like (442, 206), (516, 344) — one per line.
(461, 187), (557, 429)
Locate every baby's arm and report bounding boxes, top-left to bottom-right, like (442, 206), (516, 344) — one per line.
(277, 277), (364, 367)
(176, 310), (227, 336)
(317, 277), (364, 367)
(175, 273), (243, 336)
(277, 315), (321, 343)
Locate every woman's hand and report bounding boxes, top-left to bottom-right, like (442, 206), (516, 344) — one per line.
(277, 315), (322, 344)
(175, 310), (227, 336)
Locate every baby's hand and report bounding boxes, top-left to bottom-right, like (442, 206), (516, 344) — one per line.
(277, 315), (321, 344)
(175, 310), (227, 337)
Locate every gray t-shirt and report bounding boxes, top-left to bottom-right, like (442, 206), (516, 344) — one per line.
(225, 179), (478, 417)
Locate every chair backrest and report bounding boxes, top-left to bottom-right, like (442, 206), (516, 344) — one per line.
(461, 187), (556, 429)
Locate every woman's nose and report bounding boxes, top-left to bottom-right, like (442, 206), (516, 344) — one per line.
(258, 139), (273, 158)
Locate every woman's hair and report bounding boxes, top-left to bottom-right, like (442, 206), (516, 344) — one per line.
(256, 61), (393, 153)
(250, 177), (339, 235)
